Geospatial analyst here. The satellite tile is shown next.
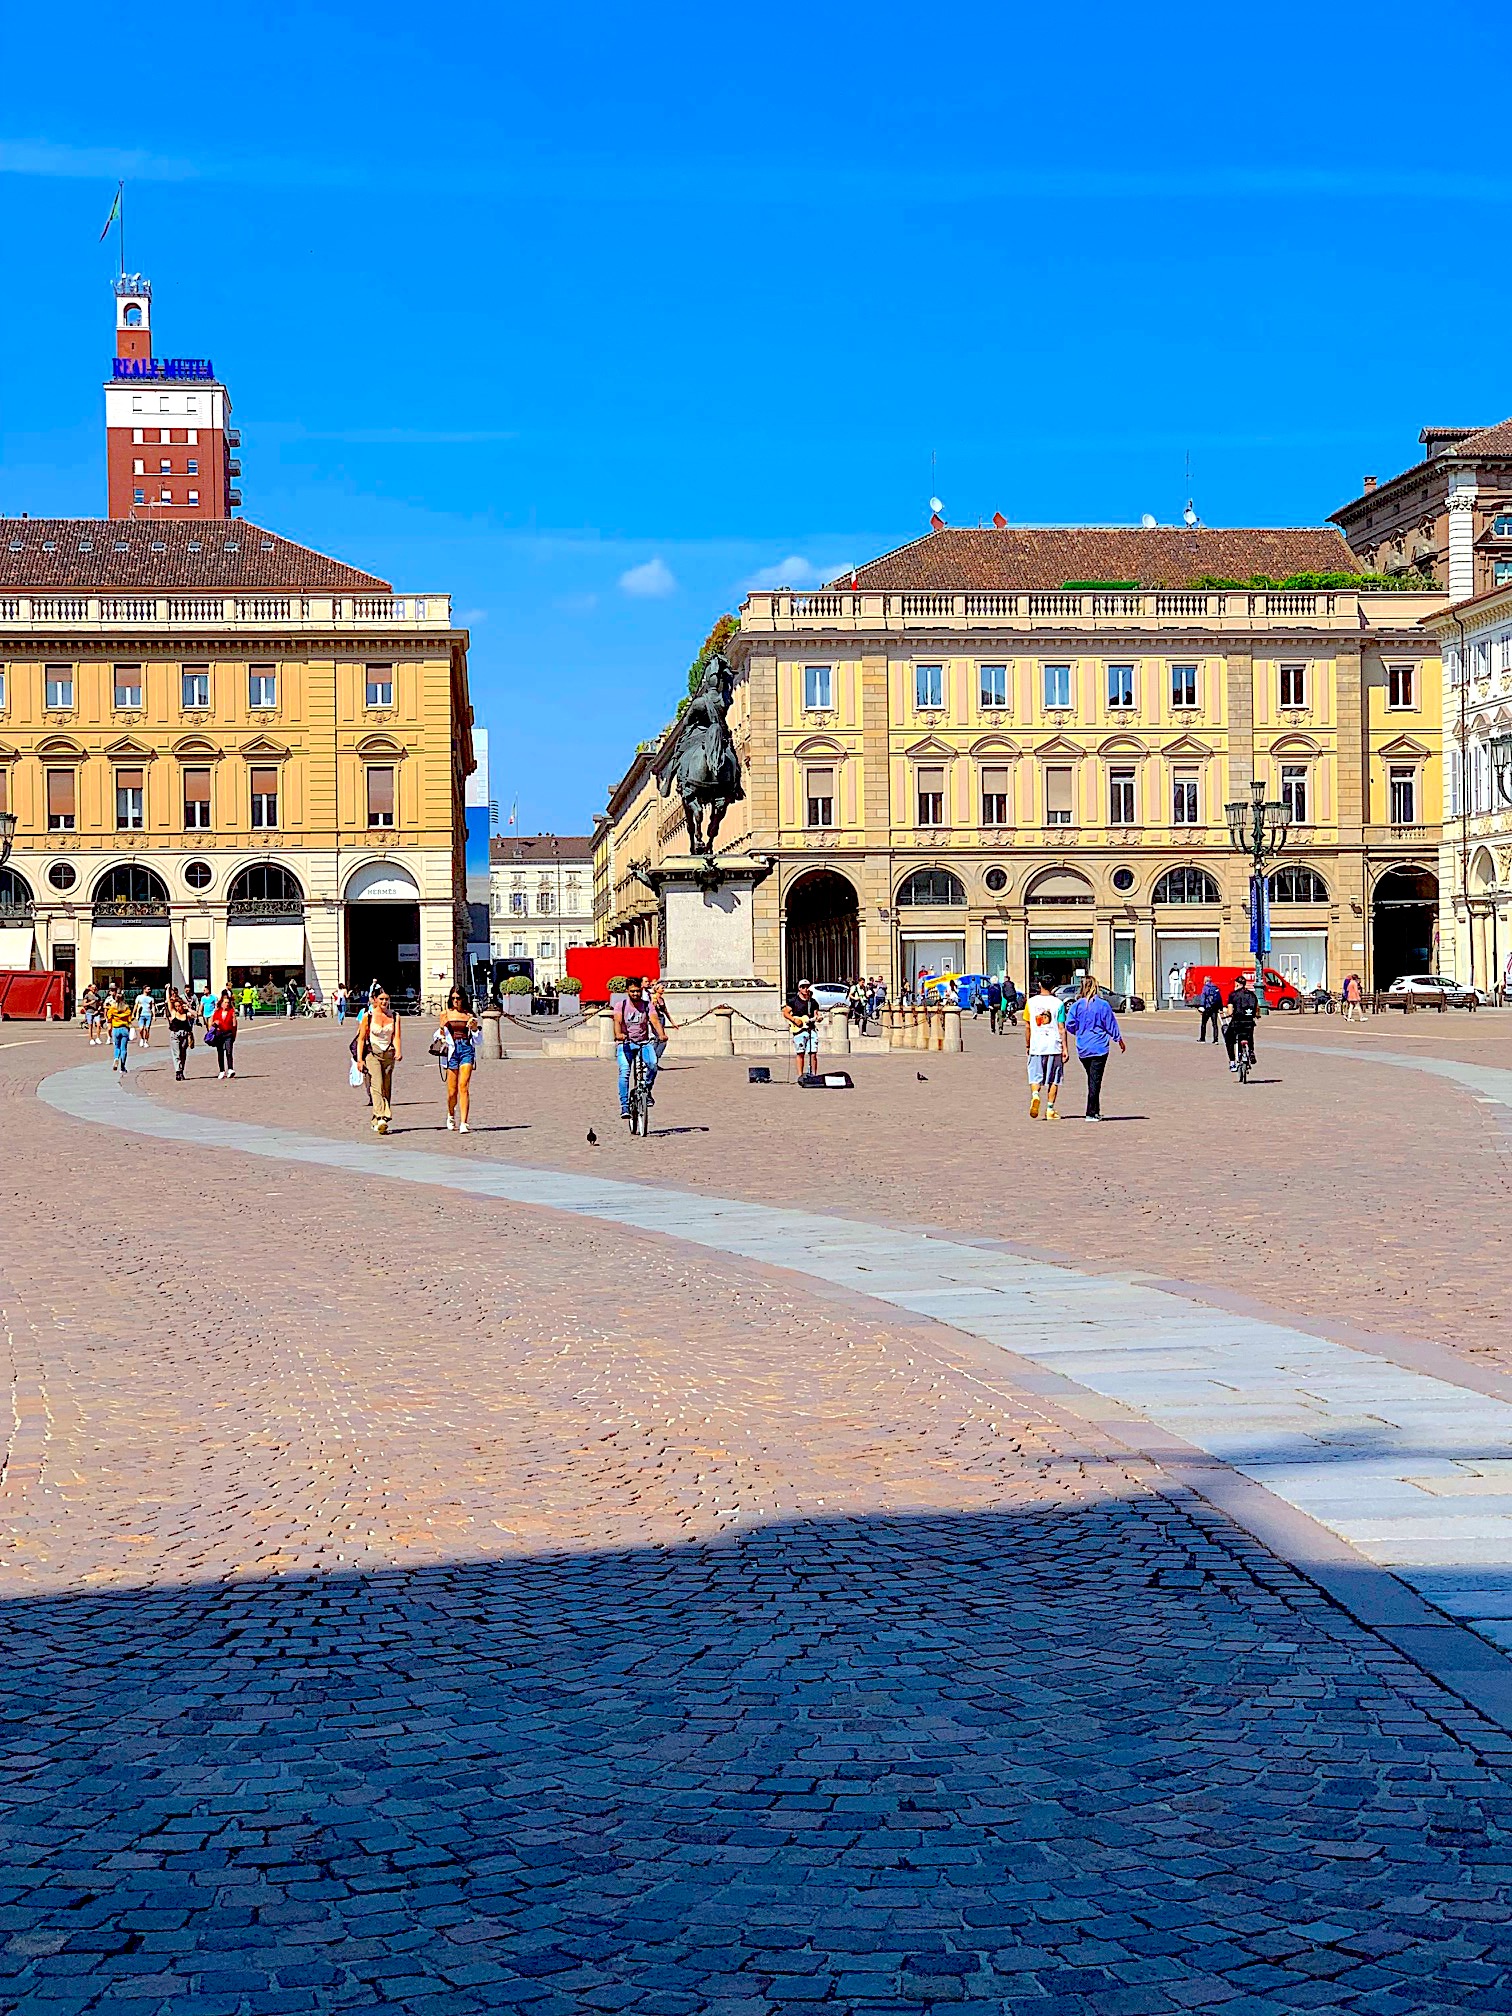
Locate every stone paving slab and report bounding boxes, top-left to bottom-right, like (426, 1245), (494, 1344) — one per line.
(38, 1059), (1512, 1677)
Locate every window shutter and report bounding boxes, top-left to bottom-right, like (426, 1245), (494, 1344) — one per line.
(48, 769), (75, 819)
(806, 766), (834, 801)
(1046, 766), (1073, 815)
(185, 767), (211, 806)
(251, 766), (277, 798)
(368, 767), (395, 818)
(917, 765), (944, 796)
(0, 768), (7, 815)
(117, 767), (143, 793)
(981, 764), (1011, 800)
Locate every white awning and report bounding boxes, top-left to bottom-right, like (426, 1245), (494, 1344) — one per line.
(91, 923), (171, 969)
(0, 924), (35, 970)
(226, 921), (306, 966)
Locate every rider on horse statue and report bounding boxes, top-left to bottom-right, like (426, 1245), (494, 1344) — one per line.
(660, 652), (745, 855)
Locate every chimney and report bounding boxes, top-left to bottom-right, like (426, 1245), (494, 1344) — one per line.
(1363, 475), (1377, 493)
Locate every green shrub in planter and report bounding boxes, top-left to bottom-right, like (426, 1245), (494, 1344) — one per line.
(557, 976), (582, 994)
(503, 975), (533, 995)
(607, 976), (630, 996)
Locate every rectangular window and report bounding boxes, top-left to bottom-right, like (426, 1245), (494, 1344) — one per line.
(1387, 663), (1415, 709)
(133, 488), (145, 505)
(366, 767), (395, 828)
(510, 891), (527, 914)
(1046, 765), (1074, 825)
(159, 489), (171, 503)
(181, 667), (210, 709)
(115, 767), (145, 831)
(187, 490), (199, 506)
(1171, 663), (1199, 709)
(980, 663), (1008, 709)
(803, 665), (832, 710)
(132, 426), (143, 443)
(538, 940), (555, 960)
(916, 765), (945, 826)
(1494, 514), (1512, 537)
(1108, 767), (1135, 824)
(186, 458), (198, 476)
(250, 766), (278, 829)
(114, 666), (142, 709)
(1495, 560), (1512, 587)
(159, 423), (169, 438)
(981, 764), (1011, 825)
(183, 767), (211, 829)
(366, 665), (394, 709)
(536, 890), (553, 914)
(249, 667), (277, 709)
(915, 663), (944, 710)
(159, 459), (171, 476)
(805, 766), (835, 828)
(187, 429), (198, 446)
(133, 458), (144, 476)
(1172, 769), (1199, 825)
(1280, 663), (1307, 708)
(46, 768), (76, 831)
(45, 666), (74, 709)
(1044, 663), (1072, 710)
(1107, 663), (1135, 709)
(1390, 765), (1416, 825)
(1281, 763), (1308, 824)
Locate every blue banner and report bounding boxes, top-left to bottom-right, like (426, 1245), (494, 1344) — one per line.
(1250, 873), (1270, 958)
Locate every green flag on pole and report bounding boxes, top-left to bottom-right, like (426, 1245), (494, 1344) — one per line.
(98, 182), (122, 243)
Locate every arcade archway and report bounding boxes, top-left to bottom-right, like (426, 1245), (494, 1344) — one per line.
(1371, 865), (1438, 990)
(784, 869), (859, 987)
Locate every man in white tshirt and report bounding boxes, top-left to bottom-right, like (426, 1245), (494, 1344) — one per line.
(1023, 977), (1068, 1121)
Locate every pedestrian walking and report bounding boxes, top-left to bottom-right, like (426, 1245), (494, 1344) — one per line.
(1003, 976), (1020, 1028)
(649, 980), (675, 1064)
(133, 985), (155, 1048)
(208, 988), (239, 1078)
(104, 988), (133, 1076)
(81, 983), (103, 1045)
(356, 986), (401, 1134)
(986, 976), (1003, 1034)
(334, 984), (348, 1026)
(437, 985), (480, 1133)
(1023, 976), (1067, 1121)
(1063, 977), (1126, 1122)
(199, 982), (218, 1025)
(1198, 975), (1223, 1044)
(1342, 972), (1364, 1023)
(165, 987), (196, 1081)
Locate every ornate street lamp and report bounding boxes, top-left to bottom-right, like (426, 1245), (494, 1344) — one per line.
(1491, 732), (1512, 808)
(1224, 777), (1290, 1011)
(0, 810), (16, 871)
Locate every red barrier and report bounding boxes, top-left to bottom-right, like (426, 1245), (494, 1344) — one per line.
(564, 944), (660, 1005)
(0, 971), (67, 1020)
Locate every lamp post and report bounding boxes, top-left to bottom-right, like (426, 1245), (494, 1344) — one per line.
(1224, 777), (1290, 1011)
(0, 810), (16, 871)
(1492, 733), (1512, 808)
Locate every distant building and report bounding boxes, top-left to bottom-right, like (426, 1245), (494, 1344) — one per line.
(489, 834), (593, 983)
(105, 275), (240, 520)
(1422, 581), (1512, 993)
(1332, 422), (1512, 603)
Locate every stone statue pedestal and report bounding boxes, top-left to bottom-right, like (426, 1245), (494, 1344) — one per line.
(641, 854), (786, 1054)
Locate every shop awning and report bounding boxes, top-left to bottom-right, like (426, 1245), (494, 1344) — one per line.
(0, 924), (34, 970)
(226, 921), (306, 966)
(91, 923), (171, 969)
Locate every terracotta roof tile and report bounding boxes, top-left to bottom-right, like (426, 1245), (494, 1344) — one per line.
(1446, 418), (1512, 459)
(839, 524), (1360, 591)
(489, 834), (595, 864)
(0, 518), (390, 591)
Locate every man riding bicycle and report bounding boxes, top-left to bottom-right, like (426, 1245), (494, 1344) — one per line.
(1223, 973), (1259, 1072)
(614, 977), (666, 1120)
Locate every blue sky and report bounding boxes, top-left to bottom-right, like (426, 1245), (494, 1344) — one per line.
(1, 0), (1508, 832)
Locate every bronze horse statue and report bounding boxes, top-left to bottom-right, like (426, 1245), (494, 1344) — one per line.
(660, 652), (744, 855)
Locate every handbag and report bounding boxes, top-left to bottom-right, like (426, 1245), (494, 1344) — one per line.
(428, 1034), (448, 1058)
(349, 1060), (365, 1088)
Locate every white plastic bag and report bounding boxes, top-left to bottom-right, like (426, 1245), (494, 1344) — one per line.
(349, 1060), (364, 1088)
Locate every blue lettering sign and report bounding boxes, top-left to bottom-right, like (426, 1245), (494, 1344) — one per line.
(111, 357), (215, 381)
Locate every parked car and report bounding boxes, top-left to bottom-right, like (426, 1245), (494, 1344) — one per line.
(1182, 964), (1304, 1012)
(1386, 974), (1477, 1008)
(1053, 982), (1133, 1013)
(807, 983), (851, 1013)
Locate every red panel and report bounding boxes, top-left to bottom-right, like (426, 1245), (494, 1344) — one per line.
(0, 972), (67, 1019)
(564, 945), (660, 1003)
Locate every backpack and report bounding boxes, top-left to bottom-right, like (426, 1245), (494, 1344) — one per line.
(1200, 980), (1221, 1009)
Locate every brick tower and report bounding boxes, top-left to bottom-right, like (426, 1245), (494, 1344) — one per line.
(104, 275), (241, 519)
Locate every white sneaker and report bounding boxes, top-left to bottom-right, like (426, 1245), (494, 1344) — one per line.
(458, 1121), (469, 1134)
(446, 1116), (455, 1131)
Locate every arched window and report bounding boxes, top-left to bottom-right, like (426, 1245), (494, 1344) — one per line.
(1268, 866), (1329, 904)
(93, 864), (169, 914)
(896, 868), (966, 907)
(123, 304), (143, 327)
(228, 863), (305, 915)
(1153, 867), (1220, 905)
(0, 867), (33, 914)
(1024, 867), (1094, 906)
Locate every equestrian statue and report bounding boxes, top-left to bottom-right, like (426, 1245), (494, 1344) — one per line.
(660, 652), (745, 855)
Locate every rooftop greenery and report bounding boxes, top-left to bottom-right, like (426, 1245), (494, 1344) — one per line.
(1186, 570), (1439, 592)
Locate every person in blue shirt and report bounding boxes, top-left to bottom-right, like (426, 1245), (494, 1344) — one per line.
(1063, 977), (1126, 1122)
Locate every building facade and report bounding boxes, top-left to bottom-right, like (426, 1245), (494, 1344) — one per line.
(1332, 421), (1512, 603)
(0, 518), (473, 1006)
(105, 276), (240, 520)
(701, 525), (1446, 1001)
(1424, 583), (1512, 993)
(489, 834), (594, 983)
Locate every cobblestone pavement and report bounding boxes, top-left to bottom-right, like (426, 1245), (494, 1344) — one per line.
(4, 1030), (1512, 2012)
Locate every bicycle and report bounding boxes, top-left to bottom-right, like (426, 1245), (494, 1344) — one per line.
(624, 1043), (651, 1137)
(1235, 1033), (1254, 1084)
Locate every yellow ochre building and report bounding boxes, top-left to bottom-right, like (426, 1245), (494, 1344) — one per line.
(0, 518), (474, 1006)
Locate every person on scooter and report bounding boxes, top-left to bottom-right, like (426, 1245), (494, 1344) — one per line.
(1223, 973), (1259, 1072)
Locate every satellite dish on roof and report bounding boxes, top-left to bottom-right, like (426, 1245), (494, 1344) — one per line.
(929, 496), (943, 515)
(1140, 513), (1158, 529)
(1183, 499), (1199, 527)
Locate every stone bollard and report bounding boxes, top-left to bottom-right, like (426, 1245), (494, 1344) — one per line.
(712, 1004), (735, 1057)
(908, 1005), (924, 1049)
(929, 1007), (944, 1050)
(480, 1005), (504, 1060)
(597, 1007), (618, 1059)
(943, 1005), (963, 1053)
(828, 1006), (851, 1054)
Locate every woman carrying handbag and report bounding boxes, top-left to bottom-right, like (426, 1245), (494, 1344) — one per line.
(208, 988), (239, 1079)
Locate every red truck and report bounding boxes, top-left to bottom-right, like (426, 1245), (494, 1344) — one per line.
(564, 944), (660, 1006)
(1182, 964), (1303, 1012)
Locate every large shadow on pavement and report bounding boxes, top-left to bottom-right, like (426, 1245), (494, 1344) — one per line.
(3, 1510), (1510, 2013)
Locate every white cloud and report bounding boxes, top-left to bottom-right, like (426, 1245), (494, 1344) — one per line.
(743, 554), (831, 590)
(618, 556), (677, 599)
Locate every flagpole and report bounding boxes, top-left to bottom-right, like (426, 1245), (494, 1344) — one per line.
(119, 182), (125, 278)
